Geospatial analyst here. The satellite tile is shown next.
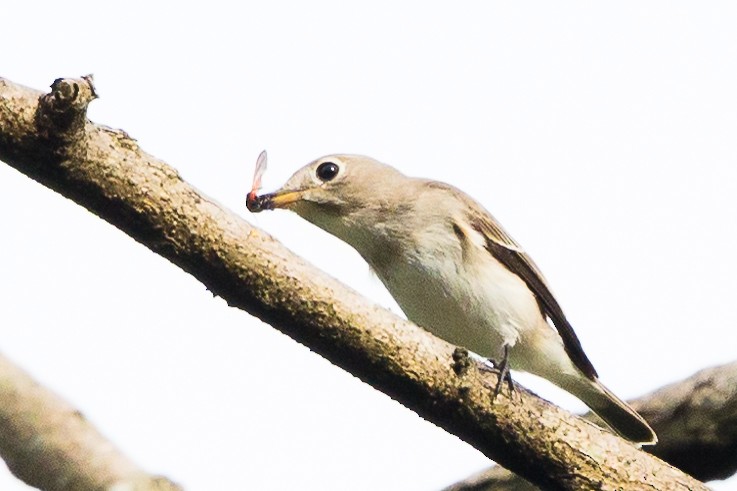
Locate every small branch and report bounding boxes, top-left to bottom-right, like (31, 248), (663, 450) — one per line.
(444, 361), (737, 490)
(636, 361), (737, 481)
(36, 76), (97, 138)
(442, 466), (537, 491)
(0, 352), (182, 491)
(0, 76), (708, 490)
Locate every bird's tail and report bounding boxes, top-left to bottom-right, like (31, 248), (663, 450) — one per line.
(568, 377), (657, 445)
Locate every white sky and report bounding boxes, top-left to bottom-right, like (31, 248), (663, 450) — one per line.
(2, 2), (736, 490)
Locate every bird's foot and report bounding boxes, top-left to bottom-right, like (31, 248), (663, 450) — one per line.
(485, 344), (514, 399)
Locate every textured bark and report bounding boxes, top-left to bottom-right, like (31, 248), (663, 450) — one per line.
(0, 352), (182, 491)
(443, 361), (737, 490)
(636, 361), (737, 481)
(0, 75), (708, 490)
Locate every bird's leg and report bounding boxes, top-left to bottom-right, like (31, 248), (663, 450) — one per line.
(487, 344), (514, 399)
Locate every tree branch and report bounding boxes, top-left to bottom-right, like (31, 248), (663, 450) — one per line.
(0, 352), (182, 491)
(0, 75), (708, 490)
(637, 361), (737, 481)
(443, 361), (737, 490)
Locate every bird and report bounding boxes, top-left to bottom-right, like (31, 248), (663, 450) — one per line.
(246, 153), (657, 445)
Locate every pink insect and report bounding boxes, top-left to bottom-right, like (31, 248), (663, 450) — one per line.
(247, 150), (268, 210)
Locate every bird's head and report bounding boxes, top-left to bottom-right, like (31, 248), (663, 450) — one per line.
(248, 154), (407, 243)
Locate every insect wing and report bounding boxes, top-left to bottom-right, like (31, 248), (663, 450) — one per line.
(252, 150), (268, 193)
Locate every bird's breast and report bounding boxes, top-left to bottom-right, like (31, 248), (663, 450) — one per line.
(366, 227), (543, 359)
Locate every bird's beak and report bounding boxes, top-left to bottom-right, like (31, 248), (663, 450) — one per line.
(247, 189), (304, 213)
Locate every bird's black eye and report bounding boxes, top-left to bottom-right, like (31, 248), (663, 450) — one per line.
(316, 161), (340, 182)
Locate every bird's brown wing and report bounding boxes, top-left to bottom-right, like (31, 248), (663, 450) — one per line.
(470, 211), (599, 380)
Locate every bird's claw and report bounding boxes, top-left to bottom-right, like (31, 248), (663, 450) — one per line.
(487, 344), (514, 399)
